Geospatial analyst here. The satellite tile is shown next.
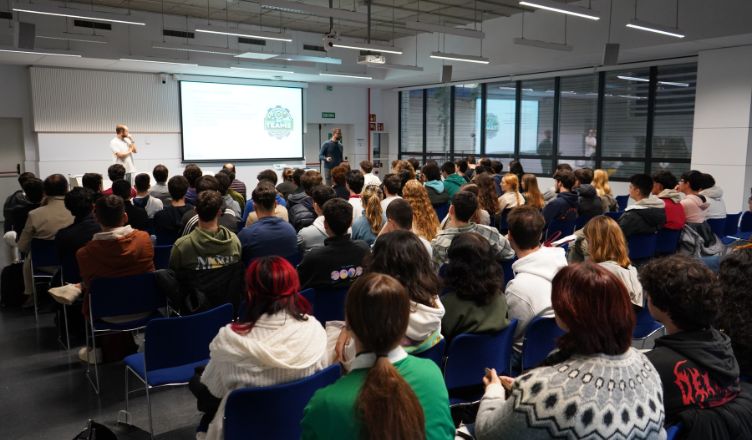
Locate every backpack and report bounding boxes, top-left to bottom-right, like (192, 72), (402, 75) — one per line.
(72, 420), (118, 440)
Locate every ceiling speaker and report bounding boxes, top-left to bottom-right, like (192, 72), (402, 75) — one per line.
(441, 65), (452, 83)
(603, 43), (619, 66)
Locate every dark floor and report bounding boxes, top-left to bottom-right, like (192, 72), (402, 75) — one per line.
(0, 304), (200, 439)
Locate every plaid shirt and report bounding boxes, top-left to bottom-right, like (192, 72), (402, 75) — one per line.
(431, 222), (515, 269)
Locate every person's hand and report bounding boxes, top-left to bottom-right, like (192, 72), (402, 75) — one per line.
(499, 376), (515, 392)
(335, 328), (351, 364)
(483, 368), (501, 388)
(326, 157), (333, 162)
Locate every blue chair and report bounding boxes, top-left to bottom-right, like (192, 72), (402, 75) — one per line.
(155, 231), (178, 246)
(501, 259), (515, 283)
(707, 218), (726, 238)
(495, 208), (511, 234)
(575, 215), (592, 230)
(57, 253), (83, 350)
(605, 211), (623, 221)
(224, 364), (342, 440)
(633, 306), (664, 349)
(741, 212), (752, 232)
(616, 195), (629, 211)
(655, 229), (681, 255)
(545, 219), (577, 241)
(30, 238), (62, 322)
(724, 212), (741, 237)
(444, 320), (518, 403)
(627, 233), (657, 261)
(666, 423), (683, 440)
(521, 317), (566, 372)
(413, 338), (446, 369)
(153, 245), (172, 270)
(300, 286), (349, 324)
(86, 272), (166, 394)
(433, 203), (449, 222)
(123, 303), (232, 435)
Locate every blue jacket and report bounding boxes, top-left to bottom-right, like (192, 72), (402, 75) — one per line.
(238, 216), (299, 266)
(542, 191), (579, 226)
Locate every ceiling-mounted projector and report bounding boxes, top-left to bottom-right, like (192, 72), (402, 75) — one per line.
(322, 32), (337, 52)
(357, 54), (386, 64)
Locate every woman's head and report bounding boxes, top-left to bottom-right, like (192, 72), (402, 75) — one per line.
(445, 233), (504, 305)
(347, 273), (410, 354)
(368, 230), (439, 307)
(521, 174), (544, 209)
(392, 160), (416, 181)
(552, 262), (635, 356)
(475, 173), (500, 215)
(592, 169), (612, 196)
(509, 160), (524, 176)
(402, 180), (440, 241)
(361, 184), (384, 234)
(583, 216), (630, 267)
(331, 165), (348, 186)
(502, 173), (520, 193)
(282, 167), (295, 183)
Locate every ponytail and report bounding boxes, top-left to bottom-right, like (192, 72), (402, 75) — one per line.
(356, 357), (426, 440)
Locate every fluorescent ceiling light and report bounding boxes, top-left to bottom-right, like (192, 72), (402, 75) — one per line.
(37, 33), (108, 44)
(0, 47), (81, 57)
(404, 21), (484, 39)
(331, 42), (402, 55)
(626, 19), (685, 38)
(430, 51), (489, 64)
(519, 0), (600, 20)
(234, 51), (280, 60)
(231, 66), (295, 74)
(617, 75), (649, 82)
(120, 58), (198, 66)
(13, 4), (145, 25)
(195, 27), (292, 43)
(319, 72), (372, 80)
(260, 0), (367, 22)
(273, 54), (341, 64)
(513, 37), (573, 51)
(364, 63), (423, 72)
(659, 81), (689, 87)
(153, 42), (241, 56)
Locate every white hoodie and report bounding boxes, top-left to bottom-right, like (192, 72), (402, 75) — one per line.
(700, 186), (727, 220)
(598, 261), (644, 307)
(405, 298), (445, 343)
(505, 246), (568, 348)
(200, 311), (329, 440)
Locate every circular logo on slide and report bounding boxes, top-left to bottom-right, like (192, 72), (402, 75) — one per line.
(486, 113), (499, 139)
(264, 106), (294, 139)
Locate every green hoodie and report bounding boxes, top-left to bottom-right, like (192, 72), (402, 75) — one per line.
(169, 225), (241, 271)
(443, 173), (467, 201)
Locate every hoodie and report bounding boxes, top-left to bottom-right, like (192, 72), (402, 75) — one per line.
(598, 261), (643, 307)
(646, 328), (741, 424)
(618, 195), (666, 238)
(542, 191), (579, 226)
(681, 194), (710, 224)
(700, 186), (727, 220)
(201, 311), (329, 440)
(405, 298), (446, 346)
(657, 189), (687, 230)
(505, 246), (568, 348)
(576, 184), (604, 220)
(169, 225), (241, 271)
(425, 180), (449, 205)
(443, 174), (467, 201)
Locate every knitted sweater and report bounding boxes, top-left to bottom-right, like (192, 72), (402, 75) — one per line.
(476, 348), (666, 440)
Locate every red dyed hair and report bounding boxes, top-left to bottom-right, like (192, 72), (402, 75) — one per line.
(552, 262), (635, 356)
(231, 256), (311, 334)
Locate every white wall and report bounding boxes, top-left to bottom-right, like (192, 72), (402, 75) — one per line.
(0, 65), (37, 174)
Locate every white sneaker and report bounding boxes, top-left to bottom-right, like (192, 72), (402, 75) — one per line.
(77, 346), (102, 364)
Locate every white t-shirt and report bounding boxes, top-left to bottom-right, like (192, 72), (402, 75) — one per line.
(110, 137), (135, 173)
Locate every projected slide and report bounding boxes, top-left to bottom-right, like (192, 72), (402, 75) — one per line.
(180, 81), (304, 161)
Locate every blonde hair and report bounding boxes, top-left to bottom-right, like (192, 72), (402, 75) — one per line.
(583, 216), (631, 267)
(593, 169), (613, 197)
(521, 174), (544, 209)
(502, 173), (523, 206)
(402, 180), (440, 241)
(361, 185), (384, 235)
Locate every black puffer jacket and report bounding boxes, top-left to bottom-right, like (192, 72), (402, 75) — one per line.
(576, 184), (604, 221)
(289, 196), (316, 231)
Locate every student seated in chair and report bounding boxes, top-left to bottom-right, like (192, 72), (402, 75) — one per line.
(618, 173), (666, 238)
(238, 181), (297, 265)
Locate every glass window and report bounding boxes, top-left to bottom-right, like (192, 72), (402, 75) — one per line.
(558, 74), (598, 158)
(601, 161), (645, 179)
(399, 90), (423, 153)
(425, 87), (451, 155)
(454, 84), (481, 156)
(652, 64), (696, 160)
(518, 158), (553, 176)
(519, 79), (555, 156)
(602, 69), (650, 159)
(485, 82), (517, 154)
(651, 161), (690, 177)
(558, 158), (595, 169)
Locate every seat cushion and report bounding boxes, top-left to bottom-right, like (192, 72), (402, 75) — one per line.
(124, 352), (209, 387)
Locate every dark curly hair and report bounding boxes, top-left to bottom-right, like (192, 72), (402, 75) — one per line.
(639, 256), (721, 331)
(367, 230), (439, 308)
(444, 233), (504, 306)
(716, 249), (752, 375)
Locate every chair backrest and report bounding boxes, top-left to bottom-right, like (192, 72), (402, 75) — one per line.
(444, 320), (518, 390)
(740, 211), (752, 232)
(655, 229), (681, 255)
(666, 423), (683, 440)
(724, 213), (741, 236)
(153, 245), (172, 270)
(604, 211), (623, 221)
(706, 218), (726, 238)
(413, 338), (446, 369)
(545, 219), (577, 241)
(633, 306), (664, 339)
(301, 286), (349, 324)
(155, 231), (178, 246)
(60, 253), (81, 284)
(433, 203), (449, 222)
(30, 238), (61, 268)
(575, 215), (591, 230)
(501, 259), (515, 283)
(627, 233), (657, 261)
(144, 303), (233, 371)
(89, 272), (164, 319)
(521, 317), (566, 371)
(615, 195), (629, 211)
(224, 364), (342, 440)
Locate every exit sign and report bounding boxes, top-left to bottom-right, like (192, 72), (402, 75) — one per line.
(322, 112), (336, 119)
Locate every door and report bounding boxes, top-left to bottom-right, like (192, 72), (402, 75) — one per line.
(0, 118), (25, 223)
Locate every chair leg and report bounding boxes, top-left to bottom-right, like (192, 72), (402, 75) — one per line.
(62, 305), (71, 350)
(145, 383), (154, 438)
(124, 367), (130, 413)
(31, 277), (39, 324)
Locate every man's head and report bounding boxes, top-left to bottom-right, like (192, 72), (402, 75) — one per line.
(382, 173), (401, 197)
(574, 168), (594, 186)
(385, 198), (413, 230)
(331, 165), (348, 186)
(112, 179), (133, 201)
(490, 160), (503, 175)
(700, 173), (716, 191)
(311, 185), (337, 216)
(82, 173), (103, 193)
(360, 160), (374, 174)
(95, 195), (126, 228)
(22, 178), (44, 204)
(421, 163), (441, 182)
(553, 169), (575, 193)
(346, 170), (365, 194)
(251, 181), (277, 213)
(183, 164), (203, 188)
(507, 205), (545, 252)
(441, 161), (456, 177)
(195, 190), (223, 223)
(257, 169), (278, 185)
(678, 170), (702, 194)
(322, 198), (353, 237)
(292, 168), (306, 186)
(450, 191), (478, 223)
(64, 187), (94, 218)
(301, 170), (323, 196)
(195, 175), (219, 194)
(457, 160), (469, 175)
(115, 124), (129, 137)
(107, 164), (126, 182)
(331, 128), (342, 141)
(214, 172), (231, 196)
(152, 164), (168, 184)
(651, 170), (678, 195)
(168, 175), (189, 201)
(17, 172), (35, 188)
(466, 155), (476, 165)
(222, 163), (236, 175)
(134, 173), (151, 193)
(554, 163), (573, 177)
(628, 174), (653, 201)
(44, 174), (69, 197)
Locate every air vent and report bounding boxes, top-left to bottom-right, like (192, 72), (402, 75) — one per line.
(163, 29), (194, 39)
(0, 11), (12, 20)
(303, 44), (326, 52)
(73, 19), (111, 30)
(238, 37), (266, 46)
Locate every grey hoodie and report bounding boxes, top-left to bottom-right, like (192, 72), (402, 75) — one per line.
(700, 185), (727, 220)
(657, 188), (683, 203)
(598, 260), (644, 307)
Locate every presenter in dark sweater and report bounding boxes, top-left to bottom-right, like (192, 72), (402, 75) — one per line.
(319, 128), (344, 185)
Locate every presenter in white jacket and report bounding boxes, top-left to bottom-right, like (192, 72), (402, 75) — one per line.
(110, 124), (137, 182)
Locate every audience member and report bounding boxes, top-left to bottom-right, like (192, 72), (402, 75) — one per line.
(195, 256), (328, 439)
(402, 180), (440, 242)
(431, 191), (514, 268)
(456, 159), (471, 183)
(6, 177), (42, 236)
(81, 172), (104, 201)
(297, 185), (338, 254)
(651, 170), (686, 231)
(422, 162), (449, 205)
(213, 172), (241, 220)
(641, 256), (752, 434)
(276, 167), (297, 199)
(289, 170), (323, 231)
(102, 164), (136, 198)
(699, 173), (727, 220)
(218, 168), (245, 208)
(441, 233), (509, 344)
(287, 168), (306, 202)
(618, 174), (666, 238)
(678, 170), (709, 224)
(475, 173), (500, 219)
(303, 273), (454, 439)
(542, 163), (573, 203)
(149, 164), (170, 204)
(378, 198), (432, 257)
(183, 164), (203, 206)
(380, 173), (402, 211)
(573, 167), (604, 221)
(222, 163), (246, 200)
(153, 176), (193, 244)
(441, 161), (465, 200)
(520, 173), (544, 210)
(182, 176), (239, 236)
(476, 262), (665, 439)
(350, 185), (384, 246)
(498, 173), (524, 212)
(716, 248), (752, 378)
(55, 187), (101, 268)
(593, 168), (618, 212)
(541, 169), (579, 227)
(490, 160), (504, 196)
(112, 179), (150, 231)
(360, 160), (381, 189)
(454, 183), (490, 226)
(346, 170), (364, 221)
(3, 172), (35, 233)
(331, 164), (350, 200)
(132, 173), (164, 218)
(238, 181), (298, 265)
(508, 159), (524, 184)
(297, 198), (369, 290)
(240, 170), (287, 224)
(393, 159), (417, 183)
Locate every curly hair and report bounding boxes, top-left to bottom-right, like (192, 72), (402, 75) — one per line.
(392, 160), (416, 181)
(402, 180), (440, 241)
(361, 185), (384, 234)
(639, 256), (721, 331)
(444, 233), (504, 305)
(475, 173), (500, 216)
(716, 249), (752, 375)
